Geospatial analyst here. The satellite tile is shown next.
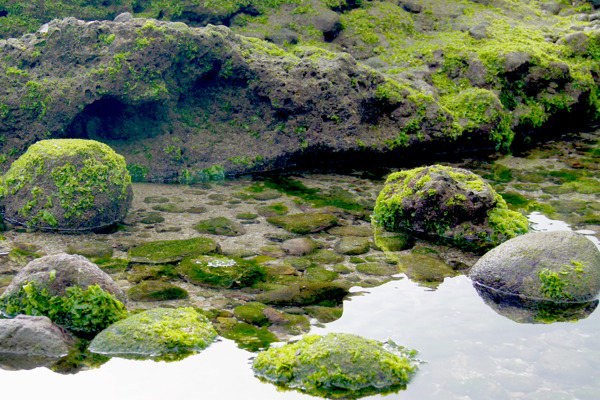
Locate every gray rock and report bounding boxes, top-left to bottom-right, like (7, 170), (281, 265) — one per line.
(266, 28), (299, 45)
(469, 231), (600, 302)
(334, 236), (370, 255)
(311, 10), (342, 40)
(281, 238), (317, 256)
(1, 253), (126, 302)
(0, 315), (75, 358)
(114, 12), (133, 23)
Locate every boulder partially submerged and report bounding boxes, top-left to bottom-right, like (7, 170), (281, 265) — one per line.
(469, 230), (600, 303)
(252, 333), (420, 398)
(373, 165), (529, 251)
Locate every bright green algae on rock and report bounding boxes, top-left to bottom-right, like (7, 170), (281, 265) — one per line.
(266, 213), (338, 234)
(89, 307), (217, 362)
(128, 237), (220, 264)
(372, 165), (529, 251)
(0, 282), (128, 334)
(177, 254), (266, 288)
(252, 333), (420, 399)
(0, 139), (132, 231)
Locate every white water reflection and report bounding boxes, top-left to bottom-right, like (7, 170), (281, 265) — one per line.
(529, 211), (600, 249)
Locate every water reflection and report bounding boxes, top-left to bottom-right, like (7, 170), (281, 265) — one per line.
(473, 282), (599, 324)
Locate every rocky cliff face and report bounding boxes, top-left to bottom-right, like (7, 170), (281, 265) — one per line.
(1, 1), (600, 181)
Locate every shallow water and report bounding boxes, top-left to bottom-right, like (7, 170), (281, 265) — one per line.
(1, 131), (600, 399)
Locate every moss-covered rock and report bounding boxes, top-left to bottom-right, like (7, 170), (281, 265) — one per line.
(373, 165), (529, 251)
(0, 139), (132, 231)
(397, 254), (457, 287)
(127, 280), (188, 302)
(252, 333), (420, 398)
(66, 241), (114, 262)
(128, 237), (220, 264)
(255, 282), (349, 306)
(193, 217), (246, 236)
(89, 307), (217, 361)
(470, 231), (600, 303)
(177, 254), (265, 288)
(233, 302), (269, 326)
(220, 322), (278, 352)
(334, 236), (370, 255)
(355, 262), (398, 276)
(266, 213), (338, 234)
(305, 266), (340, 282)
(308, 249), (345, 264)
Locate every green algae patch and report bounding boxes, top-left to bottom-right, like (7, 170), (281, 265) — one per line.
(267, 213), (338, 234)
(255, 282), (349, 306)
(177, 255), (266, 288)
(127, 280), (188, 302)
(233, 302), (269, 326)
(220, 322), (278, 352)
(252, 333), (420, 399)
(0, 282), (128, 335)
(89, 308), (217, 362)
(0, 139), (132, 231)
(193, 217), (246, 236)
(128, 237), (220, 264)
(373, 165), (528, 251)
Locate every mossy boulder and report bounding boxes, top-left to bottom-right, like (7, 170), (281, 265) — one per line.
(0, 139), (132, 231)
(193, 217), (246, 236)
(128, 237), (220, 264)
(252, 333), (420, 399)
(266, 213), (338, 234)
(233, 302), (270, 326)
(127, 280), (189, 302)
(177, 254), (265, 288)
(373, 165), (529, 251)
(89, 307), (217, 361)
(469, 231), (600, 303)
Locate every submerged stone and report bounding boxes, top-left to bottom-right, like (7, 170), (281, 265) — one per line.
(252, 333), (420, 399)
(266, 213), (338, 234)
(220, 322), (278, 352)
(127, 280), (188, 302)
(255, 282), (349, 306)
(305, 266), (339, 282)
(356, 262), (398, 276)
(128, 237), (220, 264)
(373, 165), (529, 251)
(233, 302), (269, 326)
(0, 139), (132, 231)
(194, 217), (246, 236)
(308, 249), (345, 264)
(469, 231), (600, 302)
(0, 315), (75, 358)
(256, 203), (289, 217)
(89, 308), (217, 361)
(398, 254), (457, 286)
(177, 254), (265, 288)
(66, 241), (114, 262)
(334, 236), (370, 255)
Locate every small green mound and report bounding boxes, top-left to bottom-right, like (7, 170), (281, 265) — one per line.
(0, 282), (128, 334)
(177, 254), (266, 288)
(127, 280), (189, 302)
(128, 237), (220, 264)
(89, 307), (217, 361)
(253, 333), (420, 399)
(267, 213), (338, 234)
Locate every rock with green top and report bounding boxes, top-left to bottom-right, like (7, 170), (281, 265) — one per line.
(66, 241), (114, 262)
(255, 282), (349, 306)
(266, 213), (338, 234)
(233, 302), (269, 326)
(89, 307), (217, 361)
(177, 254), (265, 288)
(194, 217), (246, 236)
(334, 236), (370, 255)
(252, 333), (420, 399)
(373, 165), (529, 251)
(127, 280), (188, 302)
(470, 231), (600, 303)
(0, 139), (132, 231)
(128, 237), (220, 264)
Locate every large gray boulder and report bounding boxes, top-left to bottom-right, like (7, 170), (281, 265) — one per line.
(469, 231), (600, 302)
(1, 253), (126, 302)
(0, 315), (76, 370)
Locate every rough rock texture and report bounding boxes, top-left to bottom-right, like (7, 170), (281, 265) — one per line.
(0, 139), (132, 231)
(1, 253), (126, 302)
(373, 165), (529, 251)
(469, 231), (600, 302)
(0, 315), (75, 357)
(0, 17), (461, 182)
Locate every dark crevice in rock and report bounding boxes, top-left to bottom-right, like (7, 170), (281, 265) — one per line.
(63, 97), (169, 142)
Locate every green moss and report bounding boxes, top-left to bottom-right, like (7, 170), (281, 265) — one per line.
(177, 255), (266, 288)
(89, 307), (217, 361)
(128, 237), (220, 264)
(253, 333), (419, 398)
(0, 282), (128, 334)
(221, 322), (278, 352)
